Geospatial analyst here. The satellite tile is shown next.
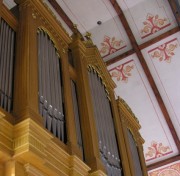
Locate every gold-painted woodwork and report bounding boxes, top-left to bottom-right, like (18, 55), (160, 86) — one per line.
(1, 3), (18, 31)
(0, 114), (91, 176)
(0, 1), (148, 175)
(117, 97), (148, 176)
(60, 47), (82, 159)
(0, 0), (2, 18)
(70, 37), (106, 174)
(13, 0), (81, 159)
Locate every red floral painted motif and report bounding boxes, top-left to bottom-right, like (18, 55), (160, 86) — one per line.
(141, 13), (170, 38)
(100, 36), (125, 57)
(145, 141), (171, 160)
(149, 38), (178, 63)
(110, 63), (134, 83)
(149, 162), (180, 176)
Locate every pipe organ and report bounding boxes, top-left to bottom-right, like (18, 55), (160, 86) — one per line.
(0, 1), (148, 176)
(37, 29), (66, 143)
(0, 18), (15, 113)
(88, 68), (122, 175)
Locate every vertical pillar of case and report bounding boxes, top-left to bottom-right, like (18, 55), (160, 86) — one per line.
(70, 34), (105, 174)
(137, 142), (148, 176)
(13, 0), (42, 124)
(0, 0), (2, 19)
(4, 161), (27, 176)
(60, 48), (83, 159)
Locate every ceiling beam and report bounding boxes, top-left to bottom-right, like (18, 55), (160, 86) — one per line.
(109, 0), (180, 151)
(106, 49), (135, 66)
(139, 26), (180, 50)
(147, 155), (180, 171)
(47, 0), (81, 33)
(168, 0), (180, 26)
(107, 26), (179, 65)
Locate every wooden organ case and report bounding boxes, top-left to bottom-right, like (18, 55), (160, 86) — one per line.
(0, 0), (148, 175)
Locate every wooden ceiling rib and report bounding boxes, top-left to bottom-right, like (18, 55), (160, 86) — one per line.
(47, 0), (81, 34)
(168, 0), (180, 26)
(106, 49), (135, 66)
(147, 155), (180, 171)
(109, 0), (180, 151)
(139, 27), (180, 50)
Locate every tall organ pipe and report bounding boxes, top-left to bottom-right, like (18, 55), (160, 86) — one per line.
(37, 30), (65, 143)
(0, 19), (15, 112)
(88, 68), (122, 176)
(128, 130), (143, 176)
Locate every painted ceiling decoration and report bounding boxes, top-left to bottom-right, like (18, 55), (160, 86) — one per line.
(4, 0), (180, 175)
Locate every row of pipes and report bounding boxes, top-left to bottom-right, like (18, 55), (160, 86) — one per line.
(71, 80), (83, 152)
(88, 69), (122, 176)
(37, 30), (65, 142)
(127, 130), (143, 176)
(0, 18), (15, 113)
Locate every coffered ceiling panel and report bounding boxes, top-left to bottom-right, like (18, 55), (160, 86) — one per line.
(107, 54), (178, 165)
(141, 31), (180, 139)
(89, 16), (132, 62)
(148, 160), (180, 175)
(116, 0), (177, 44)
(55, 0), (117, 33)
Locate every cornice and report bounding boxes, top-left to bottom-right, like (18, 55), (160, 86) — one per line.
(86, 46), (116, 91)
(0, 117), (91, 175)
(16, 0), (71, 47)
(116, 97), (145, 145)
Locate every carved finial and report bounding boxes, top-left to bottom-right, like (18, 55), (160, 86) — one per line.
(84, 32), (94, 47)
(85, 32), (91, 39)
(72, 24), (84, 40)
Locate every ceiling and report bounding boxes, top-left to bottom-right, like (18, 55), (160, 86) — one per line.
(3, 0), (180, 174)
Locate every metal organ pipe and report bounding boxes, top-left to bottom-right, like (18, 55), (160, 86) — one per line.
(88, 69), (122, 176)
(37, 30), (65, 143)
(71, 80), (83, 151)
(0, 19), (15, 113)
(128, 130), (143, 176)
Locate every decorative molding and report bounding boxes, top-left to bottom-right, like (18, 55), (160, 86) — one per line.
(110, 61), (134, 83)
(85, 44), (116, 91)
(0, 117), (90, 176)
(148, 38), (178, 63)
(99, 35), (126, 57)
(17, 0), (71, 48)
(141, 13), (171, 39)
(24, 163), (46, 176)
(116, 97), (144, 145)
(145, 141), (172, 161)
(89, 170), (107, 176)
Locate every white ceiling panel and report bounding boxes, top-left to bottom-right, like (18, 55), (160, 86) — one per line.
(56, 0), (117, 33)
(116, 0), (177, 44)
(89, 16), (132, 61)
(108, 53), (178, 165)
(142, 31), (180, 139)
